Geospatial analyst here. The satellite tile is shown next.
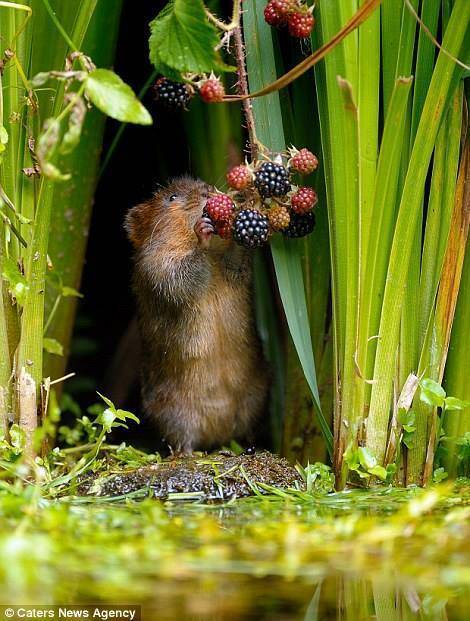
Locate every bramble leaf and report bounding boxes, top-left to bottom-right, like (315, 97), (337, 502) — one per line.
(149, 0), (235, 75)
(85, 69), (152, 125)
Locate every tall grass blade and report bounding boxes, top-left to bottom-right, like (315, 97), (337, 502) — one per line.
(243, 0), (332, 455)
(366, 0), (470, 464)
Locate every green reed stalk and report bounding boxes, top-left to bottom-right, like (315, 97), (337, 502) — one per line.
(366, 0), (470, 464)
(243, 0), (332, 456)
(44, 0), (124, 382)
(17, 0), (98, 390)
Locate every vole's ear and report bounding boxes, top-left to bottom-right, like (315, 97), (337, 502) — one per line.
(125, 202), (150, 248)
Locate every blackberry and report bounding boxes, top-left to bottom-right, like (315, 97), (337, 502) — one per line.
(268, 204), (291, 231)
(233, 209), (270, 248)
(153, 77), (192, 110)
(199, 77), (225, 103)
(205, 193), (234, 222)
(227, 165), (252, 190)
(264, 1), (285, 27)
(291, 186), (318, 214)
(288, 11), (315, 38)
(283, 211), (316, 238)
(290, 148), (318, 175)
(254, 162), (291, 198)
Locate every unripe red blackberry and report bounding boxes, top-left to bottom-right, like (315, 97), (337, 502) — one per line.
(290, 187), (318, 214)
(215, 220), (233, 240)
(205, 193), (234, 223)
(290, 148), (318, 175)
(199, 78), (225, 103)
(254, 161), (291, 198)
(264, 1), (286, 27)
(233, 209), (270, 248)
(268, 204), (291, 231)
(275, 0), (295, 15)
(153, 77), (192, 110)
(226, 165), (252, 191)
(288, 11), (315, 38)
(283, 211), (316, 238)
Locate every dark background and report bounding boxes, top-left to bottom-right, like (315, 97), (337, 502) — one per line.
(67, 1), (237, 420)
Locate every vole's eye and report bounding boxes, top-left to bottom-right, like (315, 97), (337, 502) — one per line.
(168, 194), (178, 202)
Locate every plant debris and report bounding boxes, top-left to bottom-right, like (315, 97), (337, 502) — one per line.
(83, 450), (304, 501)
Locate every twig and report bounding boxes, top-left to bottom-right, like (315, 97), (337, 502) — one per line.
(232, 5), (258, 160)
(404, 0), (470, 72)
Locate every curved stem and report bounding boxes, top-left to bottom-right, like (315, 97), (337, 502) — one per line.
(205, 0), (240, 32)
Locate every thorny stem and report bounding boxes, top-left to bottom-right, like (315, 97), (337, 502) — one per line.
(205, 0), (240, 33)
(232, 8), (259, 161)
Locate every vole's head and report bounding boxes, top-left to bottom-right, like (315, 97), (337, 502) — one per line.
(125, 176), (211, 249)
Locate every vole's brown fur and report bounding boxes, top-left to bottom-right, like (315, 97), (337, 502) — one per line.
(125, 176), (269, 452)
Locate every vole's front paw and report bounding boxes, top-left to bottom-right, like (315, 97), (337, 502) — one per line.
(194, 216), (214, 248)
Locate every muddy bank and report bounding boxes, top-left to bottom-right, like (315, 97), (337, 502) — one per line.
(84, 450), (304, 501)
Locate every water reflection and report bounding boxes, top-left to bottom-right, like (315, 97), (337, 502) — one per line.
(140, 574), (469, 620)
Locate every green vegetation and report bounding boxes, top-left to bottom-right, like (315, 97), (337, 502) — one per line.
(0, 0), (469, 616)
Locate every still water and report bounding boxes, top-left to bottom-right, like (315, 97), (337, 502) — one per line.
(1, 485), (469, 620)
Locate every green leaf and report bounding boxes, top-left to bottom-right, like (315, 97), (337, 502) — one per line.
(62, 286), (83, 298)
(149, 0), (234, 75)
(0, 125), (8, 161)
(368, 465), (387, 481)
(98, 407), (116, 433)
(96, 391), (116, 412)
(43, 338), (63, 356)
(116, 409), (140, 424)
(444, 396), (470, 411)
(403, 430), (415, 449)
(343, 444), (359, 470)
(358, 446), (378, 470)
(432, 467), (448, 483)
(84, 69), (152, 125)
(420, 378), (446, 408)
(2, 257), (29, 306)
(398, 408), (416, 432)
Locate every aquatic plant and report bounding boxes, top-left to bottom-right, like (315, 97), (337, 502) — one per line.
(0, 0), (150, 450)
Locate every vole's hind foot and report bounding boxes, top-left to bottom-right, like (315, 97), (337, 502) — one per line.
(194, 216), (214, 248)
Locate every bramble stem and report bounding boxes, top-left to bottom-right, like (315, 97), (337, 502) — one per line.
(205, 0), (240, 32)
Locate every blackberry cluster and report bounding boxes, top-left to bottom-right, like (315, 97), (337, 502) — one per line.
(254, 162), (291, 198)
(154, 78), (192, 110)
(263, 1), (315, 38)
(233, 209), (270, 248)
(283, 212), (316, 238)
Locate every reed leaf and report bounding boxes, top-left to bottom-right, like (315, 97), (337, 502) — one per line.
(366, 0), (470, 464)
(243, 0), (332, 455)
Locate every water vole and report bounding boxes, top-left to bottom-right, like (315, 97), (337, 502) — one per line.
(125, 176), (269, 452)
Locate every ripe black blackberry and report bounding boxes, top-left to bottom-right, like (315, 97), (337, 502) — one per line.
(153, 77), (192, 110)
(254, 162), (291, 198)
(233, 209), (269, 248)
(282, 211), (316, 238)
